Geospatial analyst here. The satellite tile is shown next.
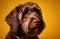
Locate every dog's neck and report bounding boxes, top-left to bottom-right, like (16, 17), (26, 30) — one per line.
(16, 36), (21, 39)
(16, 35), (38, 39)
(16, 26), (39, 39)
(16, 30), (39, 39)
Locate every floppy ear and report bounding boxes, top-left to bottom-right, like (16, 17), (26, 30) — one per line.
(5, 8), (19, 33)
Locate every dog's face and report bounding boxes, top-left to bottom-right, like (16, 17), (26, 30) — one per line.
(5, 2), (45, 37)
(18, 11), (44, 36)
(19, 12), (40, 36)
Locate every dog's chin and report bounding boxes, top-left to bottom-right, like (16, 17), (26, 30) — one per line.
(27, 28), (40, 37)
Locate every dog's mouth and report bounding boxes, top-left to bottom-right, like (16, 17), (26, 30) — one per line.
(31, 27), (40, 34)
(27, 27), (40, 36)
(27, 20), (44, 36)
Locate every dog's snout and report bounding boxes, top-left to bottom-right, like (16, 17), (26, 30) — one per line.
(33, 20), (40, 26)
(28, 20), (40, 30)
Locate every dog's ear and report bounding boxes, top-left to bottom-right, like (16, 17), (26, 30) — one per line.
(5, 8), (19, 33)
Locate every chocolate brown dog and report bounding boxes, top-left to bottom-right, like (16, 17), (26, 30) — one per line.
(5, 2), (45, 39)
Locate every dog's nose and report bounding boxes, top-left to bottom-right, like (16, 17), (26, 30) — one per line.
(29, 20), (40, 30)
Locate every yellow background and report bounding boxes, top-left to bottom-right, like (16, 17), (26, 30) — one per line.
(0, 0), (60, 39)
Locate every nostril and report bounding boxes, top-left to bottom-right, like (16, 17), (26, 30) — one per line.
(34, 21), (37, 23)
(34, 21), (40, 24)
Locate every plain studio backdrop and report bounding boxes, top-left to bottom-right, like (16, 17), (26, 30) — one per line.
(0, 0), (60, 39)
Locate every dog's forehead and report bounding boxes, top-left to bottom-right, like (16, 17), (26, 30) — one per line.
(25, 12), (39, 18)
(18, 2), (41, 22)
(18, 12), (39, 21)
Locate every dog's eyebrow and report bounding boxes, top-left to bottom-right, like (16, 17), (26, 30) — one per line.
(22, 7), (29, 20)
(31, 17), (38, 20)
(34, 14), (40, 19)
(32, 7), (40, 16)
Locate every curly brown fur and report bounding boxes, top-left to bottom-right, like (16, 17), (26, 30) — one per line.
(5, 2), (45, 39)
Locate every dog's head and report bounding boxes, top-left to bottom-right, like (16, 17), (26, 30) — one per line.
(5, 2), (45, 37)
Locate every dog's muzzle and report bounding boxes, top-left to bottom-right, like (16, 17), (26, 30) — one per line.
(28, 18), (44, 36)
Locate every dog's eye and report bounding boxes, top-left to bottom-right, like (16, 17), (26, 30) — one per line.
(24, 14), (30, 19)
(31, 17), (38, 20)
(24, 16), (28, 18)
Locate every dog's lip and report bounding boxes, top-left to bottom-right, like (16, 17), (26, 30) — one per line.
(28, 27), (40, 34)
(33, 28), (39, 32)
(33, 28), (40, 34)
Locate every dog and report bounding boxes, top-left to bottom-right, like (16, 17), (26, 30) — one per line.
(5, 2), (45, 39)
